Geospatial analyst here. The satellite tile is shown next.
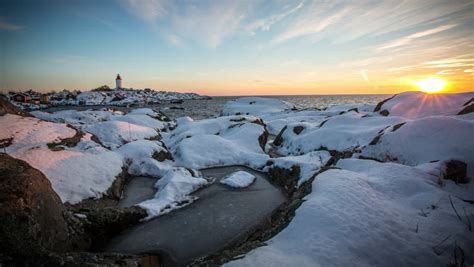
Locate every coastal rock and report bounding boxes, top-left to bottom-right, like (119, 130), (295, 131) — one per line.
(373, 91), (474, 119)
(268, 165), (301, 195)
(360, 116), (474, 177)
(152, 149), (173, 162)
(458, 103), (474, 115)
(0, 94), (30, 117)
(0, 153), (86, 259)
(444, 160), (468, 184)
(77, 206), (147, 249)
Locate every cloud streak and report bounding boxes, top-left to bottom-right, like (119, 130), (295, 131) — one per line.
(377, 24), (458, 50)
(0, 18), (23, 31)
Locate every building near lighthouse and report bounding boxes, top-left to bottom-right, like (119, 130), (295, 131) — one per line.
(115, 74), (122, 89)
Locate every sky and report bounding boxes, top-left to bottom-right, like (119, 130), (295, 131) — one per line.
(0, 0), (473, 96)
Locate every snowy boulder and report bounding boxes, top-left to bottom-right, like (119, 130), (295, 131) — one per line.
(274, 112), (406, 156)
(325, 103), (376, 114)
(227, 159), (474, 266)
(260, 109), (327, 135)
(222, 97), (295, 116)
(117, 140), (173, 177)
(31, 109), (117, 126)
(374, 91), (474, 118)
(360, 115), (474, 177)
(266, 151), (332, 192)
(220, 171), (256, 188)
(0, 154), (85, 257)
(164, 116), (270, 169)
(0, 114), (125, 204)
(84, 120), (159, 149)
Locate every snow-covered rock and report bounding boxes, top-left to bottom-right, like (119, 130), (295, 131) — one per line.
(267, 151), (332, 186)
(31, 109), (118, 126)
(227, 159), (474, 266)
(359, 115), (474, 177)
(0, 114), (124, 204)
(83, 121), (159, 149)
(138, 167), (210, 219)
(222, 97), (295, 116)
(275, 112), (405, 155)
(375, 91), (474, 118)
(164, 115), (269, 169)
(117, 140), (173, 177)
(260, 110), (327, 135)
(220, 171), (256, 188)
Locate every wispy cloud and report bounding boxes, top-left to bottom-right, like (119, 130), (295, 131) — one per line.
(272, 5), (348, 44)
(245, 1), (303, 35)
(0, 18), (23, 31)
(359, 69), (369, 82)
(377, 24), (457, 50)
(124, 0), (250, 47)
(125, 0), (166, 25)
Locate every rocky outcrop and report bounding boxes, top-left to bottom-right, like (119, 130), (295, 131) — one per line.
(0, 153), (150, 266)
(152, 149), (173, 162)
(458, 103), (474, 115)
(0, 94), (30, 117)
(0, 153), (87, 261)
(374, 94), (397, 112)
(273, 125), (287, 146)
(47, 125), (85, 151)
(444, 160), (468, 184)
(71, 206), (147, 250)
(267, 165), (301, 195)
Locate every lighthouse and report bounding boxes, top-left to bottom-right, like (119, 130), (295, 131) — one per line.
(115, 74), (122, 89)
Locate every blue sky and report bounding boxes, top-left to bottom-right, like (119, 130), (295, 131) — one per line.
(1, 0), (472, 95)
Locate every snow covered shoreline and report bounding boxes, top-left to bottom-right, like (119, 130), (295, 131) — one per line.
(1, 91), (473, 265)
(7, 88), (211, 111)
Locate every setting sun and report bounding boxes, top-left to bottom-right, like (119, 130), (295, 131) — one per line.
(415, 77), (447, 94)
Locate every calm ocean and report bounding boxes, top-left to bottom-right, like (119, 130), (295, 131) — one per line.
(160, 95), (390, 120)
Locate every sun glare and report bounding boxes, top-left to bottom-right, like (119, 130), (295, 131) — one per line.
(415, 77), (447, 94)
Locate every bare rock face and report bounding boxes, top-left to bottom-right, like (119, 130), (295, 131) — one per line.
(444, 160), (468, 184)
(458, 103), (474, 115)
(152, 149), (173, 162)
(0, 153), (87, 261)
(267, 165), (301, 195)
(273, 126), (287, 147)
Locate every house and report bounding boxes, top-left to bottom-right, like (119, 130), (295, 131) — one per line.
(12, 93), (31, 103)
(31, 94), (41, 105)
(40, 94), (49, 104)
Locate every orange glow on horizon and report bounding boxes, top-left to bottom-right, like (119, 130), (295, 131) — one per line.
(414, 77), (447, 94)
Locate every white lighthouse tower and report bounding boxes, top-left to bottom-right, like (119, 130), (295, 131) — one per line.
(115, 74), (122, 89)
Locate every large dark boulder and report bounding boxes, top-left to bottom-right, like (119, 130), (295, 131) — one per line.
(0, 153), (86, 261)
(444, 160), (468, 184)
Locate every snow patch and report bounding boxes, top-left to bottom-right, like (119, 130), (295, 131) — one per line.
(220, 171), (256, 188)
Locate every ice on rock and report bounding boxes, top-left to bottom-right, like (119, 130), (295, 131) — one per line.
(138, 167), (210, 219)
